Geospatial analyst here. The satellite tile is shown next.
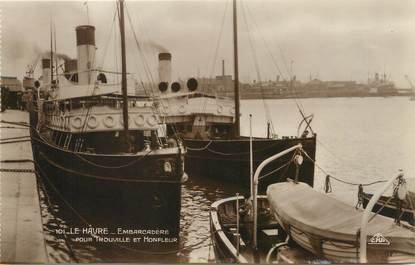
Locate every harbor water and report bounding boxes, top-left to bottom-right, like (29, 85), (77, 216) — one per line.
(13, 97), (415, 262)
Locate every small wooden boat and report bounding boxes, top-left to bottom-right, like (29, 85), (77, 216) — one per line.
(362, 177), (415, 225)
(210, 143), (323, 263)
(362, 192), (414, 226)
(210, 195), (319, 263)
(267, 181), (415, 263)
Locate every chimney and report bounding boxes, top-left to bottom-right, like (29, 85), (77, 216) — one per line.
(158, 52), (172, 92)
(222, 59), (225, 77)
(41, 58), (51, 86)
(75, 25), (96, 85)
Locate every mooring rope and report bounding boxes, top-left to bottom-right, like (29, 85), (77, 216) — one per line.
(0, 135), (30, 141)
(0, 139), (31, 144)
(186, 141), (213, 151)
(0, 168), (36, 173)
(301, 149), (387, 187)
(0, 159), (34, 163)
(0, 120), (30, 127)
(73, 150), (153, 169)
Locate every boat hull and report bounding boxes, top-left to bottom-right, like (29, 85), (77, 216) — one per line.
(362, 192), (414, 226)
(267, 182), (415, 263)
(185, 136), (316, 193)
(29, 122), (184, 251)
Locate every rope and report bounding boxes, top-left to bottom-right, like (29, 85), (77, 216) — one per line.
(258, 157), (293, 180)
(240, 1), (275, 134)
(0, 159), (34, 163)
(0, 126), (29, 129)
(38, 152), (182, 184)
(0, 168), (36, 173)
(0, 120), (30, 127)
(0, 139), (31, 144)
(73, 150), (153, 169)
(186, 141), (213, 151)
(301, 149), (387, 187)
(0, 135), (30, 141)
(194, 139), (290, 156)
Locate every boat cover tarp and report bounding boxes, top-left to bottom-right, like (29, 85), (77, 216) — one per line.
(267, 182), (415, 255)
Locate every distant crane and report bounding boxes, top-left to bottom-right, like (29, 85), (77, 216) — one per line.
(405, 75), (414, 89)
(25, 54), (41, 78)
(405, 75), (415, 101)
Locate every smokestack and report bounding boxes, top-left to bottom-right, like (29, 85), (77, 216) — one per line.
(76, 25), (96, 85)
(222, 59), (225, 77)
(41, 58), (51, 86)
(158, 53), (172, 92)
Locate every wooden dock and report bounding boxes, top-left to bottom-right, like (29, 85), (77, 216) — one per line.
(1, 110), (48, 263)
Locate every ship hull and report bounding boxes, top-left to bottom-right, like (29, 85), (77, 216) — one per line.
(29, 114), (183, 251)
(184, 136), (316, 193)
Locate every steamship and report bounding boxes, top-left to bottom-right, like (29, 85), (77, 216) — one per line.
(28, 1), (185, 250)
(155, 1), (316, 193)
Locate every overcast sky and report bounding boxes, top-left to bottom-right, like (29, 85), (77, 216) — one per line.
(2, 0), (415, 87)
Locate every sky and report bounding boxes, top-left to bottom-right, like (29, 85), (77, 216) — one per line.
(1, 0), (415, 88)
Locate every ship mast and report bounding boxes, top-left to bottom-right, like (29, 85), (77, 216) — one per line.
(118, 0), (131, 151)
(50, 19), (54, 85)
(232, 0), (241, 137)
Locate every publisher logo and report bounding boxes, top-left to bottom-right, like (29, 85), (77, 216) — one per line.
(368, 233), (390, 245)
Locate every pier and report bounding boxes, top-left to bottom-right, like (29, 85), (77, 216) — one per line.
(0, 110), (47, 263)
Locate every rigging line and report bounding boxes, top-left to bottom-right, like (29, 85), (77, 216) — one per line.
(125, 4), (155, 86)
(279, 46), (293, 83)
(209, 0), (229, 79)
(243, 6), (306, 133)
(125, 4), (158, 99)
(258, 157), (293, 180)
(128, 2), (159, 85)
(316, 138), (345, 164)
(73, 149), (153, 169)
(97, 7), (117, 69)
(240, 0), (275, 134)
(201, 0), (229, 114)
(124, 4), (177, 139)
(278, 45), (306, 113)
(124, 8), (170, 135)
(243, 2), (286, 81)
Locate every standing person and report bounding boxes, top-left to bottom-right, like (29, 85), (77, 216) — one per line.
(393, 169), (407, 225)
(1, 86), (9, 112)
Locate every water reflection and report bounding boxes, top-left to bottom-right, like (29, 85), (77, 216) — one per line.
(36, 168), (240, 263)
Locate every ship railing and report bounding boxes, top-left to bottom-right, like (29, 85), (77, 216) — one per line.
(359, 172), (406, 262)
(252, 143), (303, 249)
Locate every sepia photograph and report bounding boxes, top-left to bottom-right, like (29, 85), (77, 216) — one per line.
(0, 0), (414, 263)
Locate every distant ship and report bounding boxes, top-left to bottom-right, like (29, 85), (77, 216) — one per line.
(155, 0), (316, 193)
(27, 0), (185, 251)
